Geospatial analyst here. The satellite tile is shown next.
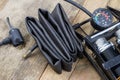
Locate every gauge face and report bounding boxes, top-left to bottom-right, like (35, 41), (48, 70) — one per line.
(92, 8), (113, 28)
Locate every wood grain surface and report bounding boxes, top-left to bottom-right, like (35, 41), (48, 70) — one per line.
(0, 0), (115, 80)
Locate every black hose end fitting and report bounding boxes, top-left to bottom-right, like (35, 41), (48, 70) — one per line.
(9, 28), (24, 46)
(0, 17), (24, 47)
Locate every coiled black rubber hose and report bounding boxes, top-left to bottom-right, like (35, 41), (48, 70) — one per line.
(25, 4), (83, 74)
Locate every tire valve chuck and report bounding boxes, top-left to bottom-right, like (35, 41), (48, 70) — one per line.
(0, 17), (24, 47)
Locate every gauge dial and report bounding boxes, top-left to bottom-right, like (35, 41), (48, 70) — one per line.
(91, 8), (113, 30)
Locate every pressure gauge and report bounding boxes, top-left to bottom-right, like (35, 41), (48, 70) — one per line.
(91, 8), (113, 30)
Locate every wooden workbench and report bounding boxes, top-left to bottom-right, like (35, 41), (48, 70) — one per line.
(0, 0), (111, 80)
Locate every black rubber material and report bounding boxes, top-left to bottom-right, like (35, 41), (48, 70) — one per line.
(25, 4), (83, 74)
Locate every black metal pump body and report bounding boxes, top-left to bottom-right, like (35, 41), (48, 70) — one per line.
(84, 30), (120, 80)
(65, 0), (120, 80)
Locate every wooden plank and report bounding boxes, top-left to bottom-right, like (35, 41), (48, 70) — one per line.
(69, 0), (110, 80)
(40, 60), (79, 80)
(0, 0), (84, 80)
(108, 0), (120, 10)
(70, 59), (101, 80)
(0, 0), (117, 80)
(0, 0), (61, 80)
(0, 0), (8, 10)
(0, 0), (50, 80)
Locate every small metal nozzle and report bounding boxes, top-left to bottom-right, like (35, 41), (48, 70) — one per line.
(23, 50), (32, 59)
(23, 44), (38, 59)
